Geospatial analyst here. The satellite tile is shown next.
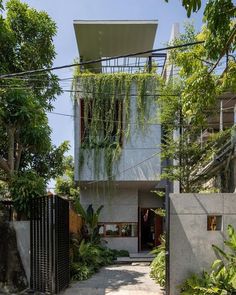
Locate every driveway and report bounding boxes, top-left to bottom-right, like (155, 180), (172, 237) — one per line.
(63, 264), (164, 295)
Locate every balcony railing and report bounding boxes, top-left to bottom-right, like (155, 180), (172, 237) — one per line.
(80, 53), (167, 75)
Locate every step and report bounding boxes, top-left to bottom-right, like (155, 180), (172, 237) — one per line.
(130, 252), (155, 258)
(115, 256), (154, 264)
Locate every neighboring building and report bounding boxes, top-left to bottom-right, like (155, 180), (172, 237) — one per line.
(73, 20), (167, 253)
(196, 93), (236, 192)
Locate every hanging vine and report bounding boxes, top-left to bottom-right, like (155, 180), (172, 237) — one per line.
(73, 72), (161, 180)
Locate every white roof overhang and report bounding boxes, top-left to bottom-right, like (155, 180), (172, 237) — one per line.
(73, 20), (158, 61)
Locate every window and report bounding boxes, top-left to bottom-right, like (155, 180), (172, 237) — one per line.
(98, 223), (138, 237)
(207, 215), (222, 231)
(105, 224), (120, 236)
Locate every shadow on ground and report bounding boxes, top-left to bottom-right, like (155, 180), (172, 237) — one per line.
(64, 264), (164, 295)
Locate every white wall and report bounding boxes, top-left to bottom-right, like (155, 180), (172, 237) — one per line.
(74, 81), (161, 182)
(80, 187), (138, 223)
(12, 221), (30, 284)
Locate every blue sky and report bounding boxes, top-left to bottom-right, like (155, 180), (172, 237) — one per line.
(17, 0), (207, 187)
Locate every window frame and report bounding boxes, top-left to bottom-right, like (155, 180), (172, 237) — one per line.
(98, 222), (138, 238)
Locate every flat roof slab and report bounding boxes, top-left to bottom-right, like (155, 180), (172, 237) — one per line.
(74, 20), (158, 60)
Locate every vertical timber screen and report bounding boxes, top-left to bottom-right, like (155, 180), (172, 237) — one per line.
(30, 195), (69, 294)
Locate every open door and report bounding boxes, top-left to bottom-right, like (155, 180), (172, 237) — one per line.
(139, 207), (163, 251)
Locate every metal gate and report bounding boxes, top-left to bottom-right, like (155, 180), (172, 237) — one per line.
(30, 195), (69, 294)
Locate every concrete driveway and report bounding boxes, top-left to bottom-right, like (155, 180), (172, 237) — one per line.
(63, 264), (164, 295)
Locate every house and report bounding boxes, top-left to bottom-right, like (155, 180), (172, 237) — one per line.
(73, 20), (168, 253)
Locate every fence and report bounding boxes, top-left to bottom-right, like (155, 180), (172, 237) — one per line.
(30, 195), (69, 294)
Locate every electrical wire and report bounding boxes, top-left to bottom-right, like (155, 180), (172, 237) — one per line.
(86, 150), (162, 185)
(0, 41), (204, 79)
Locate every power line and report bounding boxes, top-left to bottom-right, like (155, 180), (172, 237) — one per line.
(86, 151), (161, 185)
(48, 111), (233, 128)
(0, 41), (204, 79)
(0, 63), (229, 87)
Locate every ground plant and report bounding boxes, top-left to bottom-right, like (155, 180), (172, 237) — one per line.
(150, 234), (166, 287)
(70, 237), (129, 281)
(75, 200), (104, 244)
(70, 200), (129, 281)
(180, 225), (236, 294)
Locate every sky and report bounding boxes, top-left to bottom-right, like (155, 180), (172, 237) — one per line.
(14, 0), (207, 188)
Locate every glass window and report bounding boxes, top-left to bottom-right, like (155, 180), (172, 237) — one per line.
(98, 223), (138, 237)
(207, 216), (222, 231)
(105, 224), (120, 236)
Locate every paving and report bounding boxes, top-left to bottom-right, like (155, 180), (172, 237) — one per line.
(63, 264), (165, 295)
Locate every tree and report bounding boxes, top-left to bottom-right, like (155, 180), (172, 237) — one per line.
(165, 0), (202, 17)
(165, 0), (236, 61)
(160, 23), (236, 192)
(0, 0), (68, 204)
(55, 155), (79, 199)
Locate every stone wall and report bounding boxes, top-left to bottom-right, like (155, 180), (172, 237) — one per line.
(169, 193), (236, 294)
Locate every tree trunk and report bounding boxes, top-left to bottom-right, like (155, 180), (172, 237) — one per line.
(7, 126), (15, 175)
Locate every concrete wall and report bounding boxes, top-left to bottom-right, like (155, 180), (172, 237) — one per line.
(81, 186), (138, 252)
(74, 82), (161, 182)
(12, 221), (30, 284)
(80, 187), (163, 253)
(138, 191), (164, 208)
(169, 193), (236, 295)
(81, 187), (138, 223)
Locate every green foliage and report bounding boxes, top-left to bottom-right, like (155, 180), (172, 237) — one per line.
(9, 171), (46, 217)
(160, 23), (236, 192)
(180, 225), (236, 294)
(150, 235), (166, 287)
(165, 0), (202, 17)
(152, 208), (166, 217)
(55, 155), (79, 199)
(73, 72), (160, 179)
(70, 263), (95, 281)
(111, 249), (129, 257)
(75, 200), (104, 243)
(0, 1), (68, 205)
(204, 0), (236, 60)
(165, 0), (236, 60)
(70, 236), (128, 281)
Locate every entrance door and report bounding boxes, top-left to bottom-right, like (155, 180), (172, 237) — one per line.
(139, 208), (163, 251)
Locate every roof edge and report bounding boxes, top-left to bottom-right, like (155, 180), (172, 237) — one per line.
(73, 20), (158, 25)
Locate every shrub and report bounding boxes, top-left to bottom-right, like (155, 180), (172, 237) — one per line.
(180, 225), (236, 294)
(70, 237), (129, 281)
(70, 263), (95, 281)
(150, 235), (166, 287)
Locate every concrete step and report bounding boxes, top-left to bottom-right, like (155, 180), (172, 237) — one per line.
(115, 256), (154, 264)
(130, 252), (155, 258)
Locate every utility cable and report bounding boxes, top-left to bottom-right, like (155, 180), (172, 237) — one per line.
(0, 41), (204, 79)
(86, 150), (162, 185)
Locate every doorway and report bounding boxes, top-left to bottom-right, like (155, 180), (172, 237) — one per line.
(139, 208), (163, 251)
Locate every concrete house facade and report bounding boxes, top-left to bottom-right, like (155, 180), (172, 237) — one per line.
(73, 20), (167, 253)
